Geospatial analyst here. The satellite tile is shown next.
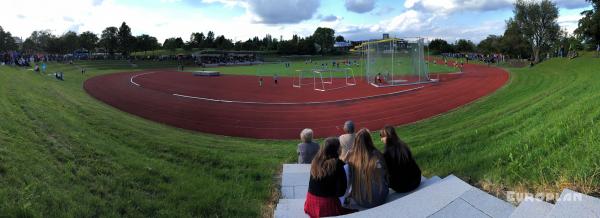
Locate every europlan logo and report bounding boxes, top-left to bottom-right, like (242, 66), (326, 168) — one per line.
(506, 191), (583, 203)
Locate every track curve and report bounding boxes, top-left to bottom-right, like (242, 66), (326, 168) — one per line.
(84, 63), (509, 139)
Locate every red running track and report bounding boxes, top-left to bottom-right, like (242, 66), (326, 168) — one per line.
(84, 63), (509, 139)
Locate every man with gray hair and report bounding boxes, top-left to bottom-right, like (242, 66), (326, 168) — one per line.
(297, 128), (319, 164)
(339, 120), (355, 162)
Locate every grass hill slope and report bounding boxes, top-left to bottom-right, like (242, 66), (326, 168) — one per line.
(0, 55), (598, 216)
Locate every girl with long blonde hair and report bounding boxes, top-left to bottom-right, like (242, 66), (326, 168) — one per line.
(345, 128), (388, 208)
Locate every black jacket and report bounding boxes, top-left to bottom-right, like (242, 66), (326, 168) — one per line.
(384, 148), (421, 193)
(308, 159), (347, 197)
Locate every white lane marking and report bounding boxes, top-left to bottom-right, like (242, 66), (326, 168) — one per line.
(130, 71), (157, 87)
(172, 86), (424, 105)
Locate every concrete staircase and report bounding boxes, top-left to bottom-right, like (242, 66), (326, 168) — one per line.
(275, 164), (600, 218)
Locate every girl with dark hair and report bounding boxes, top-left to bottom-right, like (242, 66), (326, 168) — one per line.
(380, 126), (421, 193)
(345, 128), (388, 209)
(304, 137), (353, 218)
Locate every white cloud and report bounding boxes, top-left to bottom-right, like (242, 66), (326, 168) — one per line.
(344, 0), (376, 13)
(554, 0), (590, 9)
(246, 0), (320, 24)
(0, 0), (326, 43)
(558, 13), (584, 35)
(202, 0), (320, 24)
(404, 0), (590, 15)
(317, 14), (339, 22)
(0, 0), (592, 45)
(404, 0), (512, 15)
(371, 5), (395, 16)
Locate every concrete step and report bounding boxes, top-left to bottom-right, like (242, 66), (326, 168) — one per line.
(280, 164), (310, 199)
(547, 189), (600, 217)
(457, 188), (515, 218)
(509, 197), (554, 218)
(340, 175), (474, 217)
(387, 176), (442, 201)
(275, 176), (443, 218)
(274, 199), (308, 218)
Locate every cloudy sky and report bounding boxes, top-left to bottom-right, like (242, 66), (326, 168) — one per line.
(0, 0), (592, 43)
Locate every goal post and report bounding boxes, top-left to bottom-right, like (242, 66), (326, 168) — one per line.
(293, 68), (357, 91)
(292, 70), (313, 88)
(313, 70), (327, 92)
(344, 68), (357, 86)
(363, 37), (431, 87)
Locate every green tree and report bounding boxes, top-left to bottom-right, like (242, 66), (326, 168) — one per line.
(190, 32), (205, 49)
(0, 26), (18, 52)
(22, 38), (36, 53)
(428, 39), (453, 54)
(455, 39), (475, 52)
(335, 35), (345, 42)
(135, 34), (159, 55)
(214, 35), (233, 50)
(100, 26), (119, 55)
(477, 35), (502, 54)
(514, 0), (560, 62)
(25, 30), (54, 52)
(575, 0), (600, 51)
(79, 31), (98, 54)
(205, 31), (215, 48)
(501, 18), (531, 59)
(163, 37), (184, 51)
(60, 31), (80, 53)
(312, 27), (335, 54)
(118, 22), (135, 56)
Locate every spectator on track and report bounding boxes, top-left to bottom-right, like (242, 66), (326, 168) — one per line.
(298, 128), (319, 164)
(339, 121), (355, 162)
(342, 128), (388, 209)
(304, 137), (354, 218)
(380, 126), (421, 193)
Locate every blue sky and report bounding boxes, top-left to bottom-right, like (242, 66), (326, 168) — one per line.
(0, 0), (592, 43)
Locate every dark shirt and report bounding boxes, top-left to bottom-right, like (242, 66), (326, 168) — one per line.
(308, 159), (347, 198)
(297, 142), (319, 164)
(384, 148), (421, 193)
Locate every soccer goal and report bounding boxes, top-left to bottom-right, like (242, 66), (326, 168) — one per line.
(314, 68), (357, 92)
(293, 66), (357, 91)
(362, 37), (433, 87)
(292, 70), (314, 88)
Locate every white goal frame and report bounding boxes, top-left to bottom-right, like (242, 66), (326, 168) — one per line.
(293, 68), (357, 91)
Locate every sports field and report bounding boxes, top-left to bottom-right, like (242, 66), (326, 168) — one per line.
(0, 55), (599, 217)
(190, 58), (456, 78)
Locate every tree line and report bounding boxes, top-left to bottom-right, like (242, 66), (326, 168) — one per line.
(1, 0), (599, 60)
(0, 22), (341, 56)
(429, 0), (600, 62)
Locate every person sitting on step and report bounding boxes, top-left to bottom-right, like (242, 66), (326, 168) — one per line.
(342, 128), (389, 209)
(304, 137), (354, 218)
(298, 128), (320, 164)
(380, 126), (421, 193)
(339, 120), (355, 162)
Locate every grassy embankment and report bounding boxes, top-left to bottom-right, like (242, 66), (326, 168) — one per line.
(0, 54), (598, 217)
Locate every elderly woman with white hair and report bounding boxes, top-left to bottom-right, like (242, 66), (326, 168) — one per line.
(298, 128), (320, 164)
